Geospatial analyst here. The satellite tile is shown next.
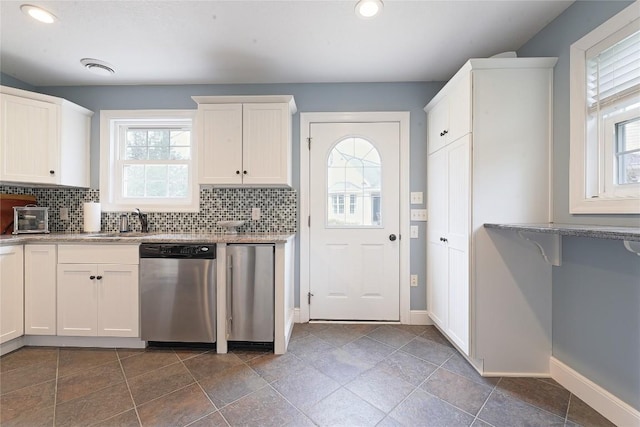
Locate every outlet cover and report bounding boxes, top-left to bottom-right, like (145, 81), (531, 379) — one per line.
(410, 192), (423, 204)
(410, 209), (428, 221)
(251, 207), (261, 220)
(60, 207), (69, 221)
(410, 274), (418, 287)
(410, 225), (419, 238)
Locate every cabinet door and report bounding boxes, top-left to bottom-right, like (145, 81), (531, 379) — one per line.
(59, 101), (91, 187)
(427, 148), (449, 328)
(447, 72), (472, 144)
(57, 264), (98, 336)
(446, 136), (471, 354)
(0, 246), (24, 343)
(25, 245), (57, 335)
(198, 103), (243, 184)
(0, 94), (58, 184)
(98, 264), (139, 337)
(427, 99), (449, 154)
(242, 103), (291, 185)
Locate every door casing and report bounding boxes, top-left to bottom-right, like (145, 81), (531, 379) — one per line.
(299, 111), (410, 323)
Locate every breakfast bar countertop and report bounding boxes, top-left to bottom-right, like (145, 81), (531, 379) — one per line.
(0, 231), (296, 245)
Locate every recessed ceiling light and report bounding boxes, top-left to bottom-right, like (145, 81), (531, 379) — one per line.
(80, 58), (116, 76)
(355, 0), (383, 19)
(20, 4), (57, 24)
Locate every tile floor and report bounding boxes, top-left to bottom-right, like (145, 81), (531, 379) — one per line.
(0, 323), (615, 427)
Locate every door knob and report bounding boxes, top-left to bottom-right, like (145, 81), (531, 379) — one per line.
(389, 234), (397, 241)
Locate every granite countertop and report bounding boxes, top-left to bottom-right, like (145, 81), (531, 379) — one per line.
(0, 231), (296, 245)
(484, 223), (640, 242)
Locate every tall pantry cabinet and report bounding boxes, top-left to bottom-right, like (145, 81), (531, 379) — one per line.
(425, 57), (557, 376)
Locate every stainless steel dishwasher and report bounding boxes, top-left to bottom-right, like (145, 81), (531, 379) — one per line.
(140, 243), (216, 343)
(226, 244), (274, 344)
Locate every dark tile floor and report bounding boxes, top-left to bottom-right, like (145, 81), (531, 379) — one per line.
(0, 324), (615, 427)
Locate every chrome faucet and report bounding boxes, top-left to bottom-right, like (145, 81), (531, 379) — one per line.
(133, 208), (149, 233)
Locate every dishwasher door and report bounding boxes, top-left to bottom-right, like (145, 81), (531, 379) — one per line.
(140, 256), (216, 343)
(226, 244), (274, 342)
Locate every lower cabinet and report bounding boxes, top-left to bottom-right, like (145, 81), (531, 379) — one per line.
(57, 245), (139, 337)
(0, 245), (24, 344)
(25, 245), (57, 335)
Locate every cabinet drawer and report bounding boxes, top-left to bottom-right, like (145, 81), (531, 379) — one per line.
(58, 245), (139, 264)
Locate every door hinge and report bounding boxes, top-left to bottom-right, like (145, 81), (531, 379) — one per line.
(307, 137), (311, 150)
(308, 216), (310, 227)
(308, 292), (314, 305)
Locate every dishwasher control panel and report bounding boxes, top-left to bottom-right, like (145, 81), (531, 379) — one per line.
(140, 243), (216, 259)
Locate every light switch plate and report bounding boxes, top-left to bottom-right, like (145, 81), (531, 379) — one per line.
(410, 274), (418, 287)
(410, 209), (428, 221)
(410, 225), (419, 238)
(410, 192), (423, 204)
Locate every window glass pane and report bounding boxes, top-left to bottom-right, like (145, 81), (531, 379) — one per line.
(125, 128), (191, 160)
(168, 165), (189, 197)
(327, 137), (382, 227)
(122, 165), (145, 197)
(616, 117), (640, 184)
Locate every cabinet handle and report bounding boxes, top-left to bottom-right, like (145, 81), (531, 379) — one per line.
(236, 170), (240, 175)
(439, 130), (448, 137)
(89, 275), (96, 280)
(96, 275), (103, 280)
(440, 237), (448, 243)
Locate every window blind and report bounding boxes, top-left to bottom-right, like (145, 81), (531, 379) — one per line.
(587, 29), (640, 113)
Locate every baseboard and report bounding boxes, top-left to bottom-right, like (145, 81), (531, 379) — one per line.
(294, 308), (301, 323)
(0, 336), (26, 356)
(550, 357), (640, 427)
(410, 310), (433, 325)
(25, 335), (146, 349)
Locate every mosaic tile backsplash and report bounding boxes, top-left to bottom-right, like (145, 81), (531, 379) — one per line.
(0, 185), (297, 234)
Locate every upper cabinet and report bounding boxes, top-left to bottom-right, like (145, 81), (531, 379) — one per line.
(0, 86), (93, 187)
(193, 95), (297, 186)
(427, 72), (471, 154)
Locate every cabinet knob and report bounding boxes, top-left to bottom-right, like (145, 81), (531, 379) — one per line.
(389, 234), (397, 241)
(236, 171), (240, 175)
(243, 170), (247, 175)
(440, 237), (448, 243)
(49, 170), (55, 175)
(89, 275), (96, 280)
(96, 275), (103, 280)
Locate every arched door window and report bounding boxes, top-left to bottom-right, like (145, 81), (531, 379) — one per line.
(327, 137), (382, 227)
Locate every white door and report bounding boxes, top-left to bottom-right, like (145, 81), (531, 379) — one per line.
(309, 122), (400, 321)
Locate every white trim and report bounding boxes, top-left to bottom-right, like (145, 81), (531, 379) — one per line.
(0, 336), (26, 356)
(1, 335), (146, 354)
(409, 310), (433, 325)
(551, 356), (640, 427)
(569, 2), (640, 214)
(294, 308), (301, 323)
(99, 109), (199, 213)
(299, 111), (411, 324)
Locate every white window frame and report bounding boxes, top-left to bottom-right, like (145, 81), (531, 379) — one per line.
(100, 110), (199, 212)
(569, 2), (640, 214)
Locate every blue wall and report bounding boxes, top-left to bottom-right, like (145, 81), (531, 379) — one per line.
(518, 0), (639, 411)
(31, 81), (444, 311)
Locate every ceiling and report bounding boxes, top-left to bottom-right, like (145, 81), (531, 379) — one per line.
(0, 0), (573, 87)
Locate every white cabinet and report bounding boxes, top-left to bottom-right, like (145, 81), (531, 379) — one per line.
(57, 245), (139, 337)
(25, 245), (57, 335)
(425, 57), (556, 376)
(193, 95), (297, 186)
(0, 245), (24, 344)
(0, 85), (93, 187)
(427, 72), (471, 154)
